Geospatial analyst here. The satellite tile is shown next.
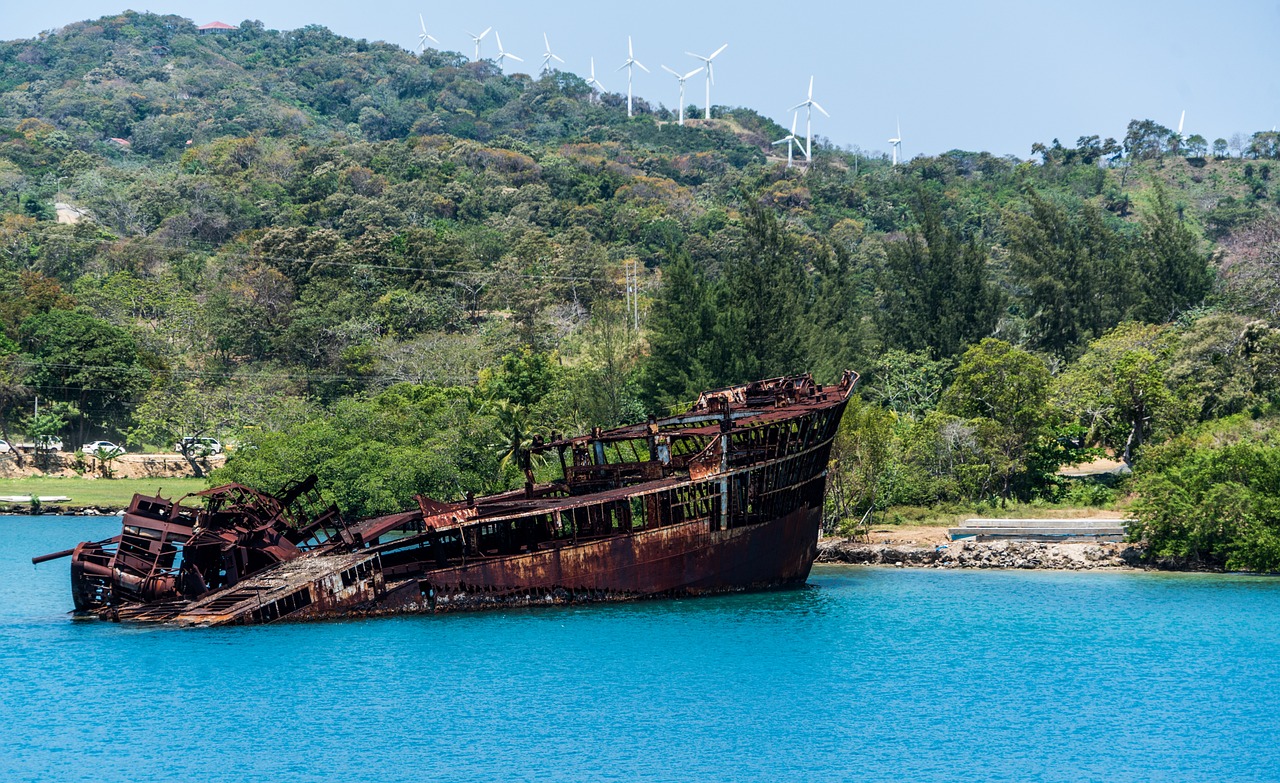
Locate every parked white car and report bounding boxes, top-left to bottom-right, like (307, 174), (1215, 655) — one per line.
(81, 440), (125, 457)
(34, 436), (63, 452)
(0, 439), (10, 453)
(174, 437), (223, 456)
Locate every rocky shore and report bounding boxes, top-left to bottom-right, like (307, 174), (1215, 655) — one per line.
(0, 504), (123, 516)
(817, 537), (1146, 570)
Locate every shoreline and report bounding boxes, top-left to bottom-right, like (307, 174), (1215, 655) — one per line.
(1, 505), (123, 516)
(818, 537), (1148, 571)
(2, 511), (1220, 573)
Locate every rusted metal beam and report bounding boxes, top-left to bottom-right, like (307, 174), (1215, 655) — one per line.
(47, 371), (859, 626)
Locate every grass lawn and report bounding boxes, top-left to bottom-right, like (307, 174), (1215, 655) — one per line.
(0, 476), (209, 509)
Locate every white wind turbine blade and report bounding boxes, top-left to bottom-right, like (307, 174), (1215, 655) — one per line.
(789, 100), (808, 113)
(684, 67), (703, 80)
(507, 53), (523, 62)
(897, 117), (901, 139)
(495, 31), (503, 51)
(812, 100), (830, 118)
(544, 32), (551, 51)
(1178, 110), (1185, 135)
(467, 28), (486, 60)
(479, 27), (491, 40)
(629, 36), (634, 58)
(552, 54), (564, 63)
(662, 64), (681, 78)
(808, 75), (814, 99)
(791, 113), (798, 134)
(636, 60), (649, 73)
(709, 43), (728, 60)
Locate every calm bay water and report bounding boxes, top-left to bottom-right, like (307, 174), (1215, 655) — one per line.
(3, 515), (1280, 783)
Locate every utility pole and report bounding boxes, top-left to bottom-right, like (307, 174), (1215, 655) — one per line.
(627, 260), (640, 331)
(624, 262), (632, 331)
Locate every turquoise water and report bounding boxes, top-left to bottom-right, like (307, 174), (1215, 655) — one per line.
(4, 516), (1280, 783)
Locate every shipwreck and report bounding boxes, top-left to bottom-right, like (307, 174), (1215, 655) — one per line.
(34, 372), (858, 626)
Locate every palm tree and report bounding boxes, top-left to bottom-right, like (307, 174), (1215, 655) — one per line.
(490, 399), (541, 494)
(89, 445), (123, 478)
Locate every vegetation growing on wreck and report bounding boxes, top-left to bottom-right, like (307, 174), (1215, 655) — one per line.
(1, 12), (1279, 561)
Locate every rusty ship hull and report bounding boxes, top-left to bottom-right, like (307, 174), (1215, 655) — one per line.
(37, 372), (856, 626)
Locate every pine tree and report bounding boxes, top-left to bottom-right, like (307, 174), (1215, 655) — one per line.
(804, 243), (871, 385)
(1005, 190), (1133, 356)
(877, 191), (1002, 359)
(712, 202), (808, 384)
(1130, 187), (1213, 322)
(641, 249), (714, 410)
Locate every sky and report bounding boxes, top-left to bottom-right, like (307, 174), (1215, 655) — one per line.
(3, 0), (1278, 158)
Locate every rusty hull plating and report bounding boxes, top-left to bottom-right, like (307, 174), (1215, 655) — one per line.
(37, 371), (858, 626)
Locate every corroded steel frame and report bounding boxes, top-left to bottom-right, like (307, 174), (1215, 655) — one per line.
(38, 371), (857, 625)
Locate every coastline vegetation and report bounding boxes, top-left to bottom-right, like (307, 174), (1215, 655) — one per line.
(1, 12), (1278, 566)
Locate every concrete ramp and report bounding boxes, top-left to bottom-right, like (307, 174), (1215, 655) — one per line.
(949, 518), (1128, 543)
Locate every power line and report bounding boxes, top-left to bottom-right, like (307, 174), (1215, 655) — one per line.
(16, 359), (458, 385)
(3, 225), (632, 284)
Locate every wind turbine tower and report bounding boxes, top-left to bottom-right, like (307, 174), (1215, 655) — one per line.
(686, 43), (728, 120)
(888, 118), (902, 166)
(467, 27), (492, 62)
(541, 33), (565, 76)
(617, 37), (649, 118)
(773, 112), (801, 168)
(585, 57), (606, 100)
(661, 65), (703, 125)
(417, 14), (439, 55)
(493, 32), (522, 72)
(789, 76), (829, 161)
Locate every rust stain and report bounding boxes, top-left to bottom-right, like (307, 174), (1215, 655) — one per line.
(35, 372), (858, 626)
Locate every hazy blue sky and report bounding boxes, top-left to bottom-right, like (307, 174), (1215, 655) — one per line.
(4, 1), (1278, 158)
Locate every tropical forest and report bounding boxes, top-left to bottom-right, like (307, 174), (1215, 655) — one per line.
(3, 12), (1280, 569)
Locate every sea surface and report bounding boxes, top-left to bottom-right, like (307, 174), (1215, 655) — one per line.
(3, 515), (1279, 783)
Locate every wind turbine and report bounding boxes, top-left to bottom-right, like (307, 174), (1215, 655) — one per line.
(617, 36), (649, 118)
(789, 76), (829, 161)
(585, 57), (606, 99)
(773, 112), (801, 168)
(686, 43), (727, 121)
(493, 31), (522, 71)
(417, 14), (439, 55)
(467, 27), (492, 62)
(888, 118), (902, 166)
(661, 65), (703, 125)
(540, 33), (565, 76)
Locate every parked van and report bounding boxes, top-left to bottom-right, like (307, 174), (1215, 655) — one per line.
(174, 437), (223, 456)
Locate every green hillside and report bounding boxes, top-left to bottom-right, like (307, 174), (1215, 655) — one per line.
(2, 12), (1279, 567)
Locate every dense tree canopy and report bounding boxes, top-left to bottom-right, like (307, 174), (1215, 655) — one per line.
(1, 13), (1278, 561)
